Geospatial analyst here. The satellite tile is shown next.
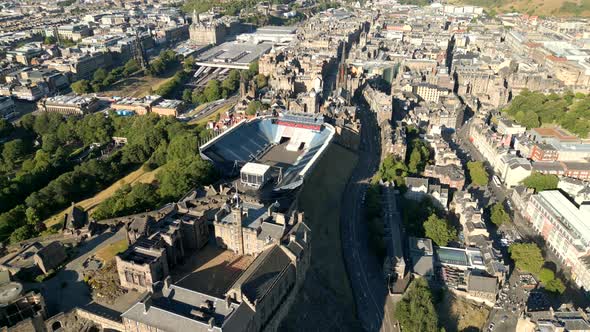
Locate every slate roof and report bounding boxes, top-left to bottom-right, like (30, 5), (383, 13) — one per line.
(121, 285), (253, 332)
(257, 222), (285, 242)
(467, 274), (497, 294)
(66, 205), (87, 229)
(405, 177), (429, 188)
(231, 245), (294, 303)
(128, 215), (154, 234)
(35, 241), (67, 271)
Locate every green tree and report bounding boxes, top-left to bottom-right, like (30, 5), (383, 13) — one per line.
(166, 134), (199, 161)
(509, 242), (544, 275)
(91, 82), (103, 93)
(545, 278), (566, 294)
(183, 56), (195, 72)
(467, 161), (489, 186)
(192, 89), (207, 105)
(395, 278), (439, 332)
(182, 89), (192, 103)
(2, 139), (27, 167)
(9, 224), (34, 244)
(25, 207), (40, 225)
(248, 61), (259, 78)
(203, 79), (222, 102)
(246, 100), (263, 115)
(408, 148), (422, 174)
(522, 172), (558, 192)
(43, 36), (57, 44)
(71, 80), (91, 94)
(539, 268), (555, 284)
(41, 133), (60, 153)
(222, 69), (240, 95)
(0, 205), (26, 240)
(123, 59), (140, 76)
(157, 156), (215, 200)
(407, 139), (429, 174)
(490, 202), (510, 226)
(376, 154), (408, 185)
(93, 68), (107, 83)
(256, 73), (268, 89)
(423, 214), (457, 246)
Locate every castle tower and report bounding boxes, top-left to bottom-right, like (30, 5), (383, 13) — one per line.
(231, 203), (244, 255)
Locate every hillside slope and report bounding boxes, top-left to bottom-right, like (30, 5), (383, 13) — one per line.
(450, 0), (590, 17)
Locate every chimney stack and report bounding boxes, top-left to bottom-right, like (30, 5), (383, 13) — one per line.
(208, 317), (215, 329)
(164, 276), (171, 291)
(143, 295), (152, 314)
(274, 213), (285, 225)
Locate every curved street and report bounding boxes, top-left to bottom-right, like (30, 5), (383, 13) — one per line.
(340, 104), (394, 331)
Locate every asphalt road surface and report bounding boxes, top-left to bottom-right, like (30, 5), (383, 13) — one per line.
(340, 105), (396, 332)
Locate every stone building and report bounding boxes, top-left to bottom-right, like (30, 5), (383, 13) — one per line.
(33, 241), (67, 275)
(116, 203), (210, 292)
(120, 218), (311, 332)
(423, 164), (465, 189)
(213, 198), (297, 257)
(38, 95), (100, 115)
(189, 11), (226, 45)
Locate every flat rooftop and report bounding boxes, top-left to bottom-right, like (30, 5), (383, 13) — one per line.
(535, 190), (590, 243)
(195, 41), (273, 69)
(255, 26), (297, 35)
(532, 127), (579, 142)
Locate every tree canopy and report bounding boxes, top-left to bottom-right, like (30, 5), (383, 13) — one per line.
(376, 154), (408, 185)
(503, 90), (590, 137)
(71, 79), (91, 94)
(0, 112), (215, 243)
(490, 202), (510, 226)
(92, 183), (160, 220)
(545, 278), (566, 294)
(539, 268), (555, 284)
(407, 139), (430, 175)
(522, 172), (558, 192)
(394, 278), (439, 332)
(467, 161), (489, 186)
(423, 214), (457, 246)
(509, 242), (544, 275)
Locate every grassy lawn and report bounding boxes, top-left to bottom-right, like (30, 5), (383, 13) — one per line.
(44, 166), (161, 228)
(101, 65), (181, 98)
(95, 239), (129, 263)
(280, 143), (363, 331)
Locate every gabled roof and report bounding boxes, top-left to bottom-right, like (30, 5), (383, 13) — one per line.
(66, 205), (87, 229)
(231, 245), (294, 304)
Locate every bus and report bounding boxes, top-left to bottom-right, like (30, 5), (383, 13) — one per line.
(492, 175), (501, 186)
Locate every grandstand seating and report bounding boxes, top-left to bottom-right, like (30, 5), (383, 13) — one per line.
(200, 117), (334, 190)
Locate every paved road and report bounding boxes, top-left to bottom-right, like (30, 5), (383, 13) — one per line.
(341, 105), (395, 332)
(36, 229), (126, 316)
(449, 121), (523, 331)
(188, 95), (238, 122)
